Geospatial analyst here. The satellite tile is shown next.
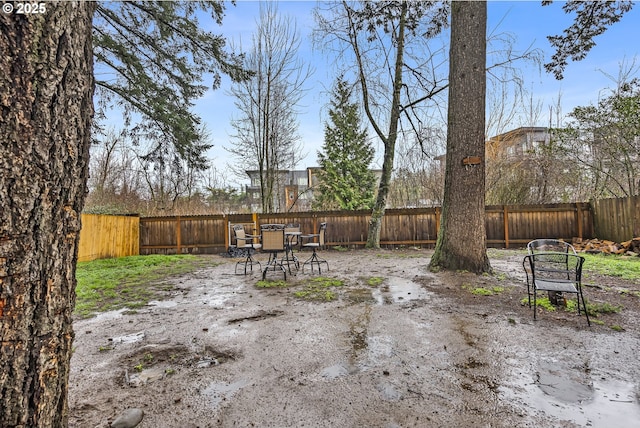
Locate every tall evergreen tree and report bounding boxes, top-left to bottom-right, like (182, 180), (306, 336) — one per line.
(1, 2), (95, 424)
(429, 1), (491, 274)
(316, 77), (376, 211)
(93, 1), (250, 167)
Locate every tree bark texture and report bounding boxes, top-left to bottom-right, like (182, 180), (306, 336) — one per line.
(430, 1), (491, 273)
(0, 3), (95, 427)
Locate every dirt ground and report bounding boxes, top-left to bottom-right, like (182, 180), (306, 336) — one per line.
(68, 248), (640, 428)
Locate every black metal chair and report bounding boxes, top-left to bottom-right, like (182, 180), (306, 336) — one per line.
(523, 252), (590, 326)
(261, 225), (287, 280)
(233, 224), (261, 275)
(527, 239), (577, 256)
(525, 239), (577, 305)
(300, 222), (328, 274)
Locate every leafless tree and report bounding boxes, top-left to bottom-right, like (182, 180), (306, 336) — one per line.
(228, 1), (311, 213)
(87, 127), (144, 212)
(389, 128), (446, 207)
(314, 1), (450, 247)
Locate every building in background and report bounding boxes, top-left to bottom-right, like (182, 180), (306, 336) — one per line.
(245, 167), (382, 212)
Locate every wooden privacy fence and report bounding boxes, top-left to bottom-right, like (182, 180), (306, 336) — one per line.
(592, 196), (640, 243)
(138, 203), (594, 255)
(78, 214), (139, 262)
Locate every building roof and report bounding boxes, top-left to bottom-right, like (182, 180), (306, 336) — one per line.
(487, 126), (548, 143)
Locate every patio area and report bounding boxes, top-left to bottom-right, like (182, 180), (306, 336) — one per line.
(69, 249), (640, 427)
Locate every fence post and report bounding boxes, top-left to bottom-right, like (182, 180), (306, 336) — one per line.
(503, 205), (510, 248)
(176, 216), (181, 255)
(252, 212), (258, 234)
(634, 196), (640, 238)
(224, 215), (229, 251)
(575, 202), (583, 240)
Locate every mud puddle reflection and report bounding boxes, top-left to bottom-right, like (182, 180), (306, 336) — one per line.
(372, 276), (431, 305)
(502, 361), (640, 427)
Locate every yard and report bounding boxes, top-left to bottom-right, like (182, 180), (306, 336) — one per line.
(69, 248), (640, 427)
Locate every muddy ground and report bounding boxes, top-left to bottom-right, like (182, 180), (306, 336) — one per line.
(68, 248), (640, 428)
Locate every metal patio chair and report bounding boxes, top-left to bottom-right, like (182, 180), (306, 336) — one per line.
(523, 252), (590, 326)
(233, 224), (261, 275)
(526, 239), (578, 305)
(261, 224), (287, 280)
(300, 222), (329, 274)
(527, 239), (577, 256)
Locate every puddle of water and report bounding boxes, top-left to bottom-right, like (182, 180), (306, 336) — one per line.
(371, 277), (430, 305)
(321, 364), (350, 379)
(202, 379), (249, 409)
(536, 366), (593, 403)
(502, 369), (640, 427)
(199, 287), (244, 307)
(127, 366), (165, 387)
(110, 331), (145, 345)
(90, 308), (128, 323)
(148, 300), (178, 309)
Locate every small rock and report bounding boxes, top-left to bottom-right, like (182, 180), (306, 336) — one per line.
(111, 408), (144, 428)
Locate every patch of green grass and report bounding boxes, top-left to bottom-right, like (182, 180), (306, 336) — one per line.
(522, 295), (623, 319)
(365, 276), (384, 287)
(610, 324), (625, 332)
(75, 254), (211, 318)
(582, 253), (640, 282)
(294, 276), (344, 302)
(294, 289), (337, 301)
(255, 279), (288, 288)
(521, 296), (556, 311)
(616, 288), (640, 298)
(462, 281), (504, 296)
(493, 272), (508, 281)
(564, 299), (622, 317)
(470, 286), (505, 296)
(587, 301), (623, 317)
(332, 246), (349, 252)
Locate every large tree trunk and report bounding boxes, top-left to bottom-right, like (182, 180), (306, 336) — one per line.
(0, 3), (95, 426)
(429, 1), (491, 273)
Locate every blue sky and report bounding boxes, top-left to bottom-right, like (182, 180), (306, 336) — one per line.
(191, 1), (640, 184)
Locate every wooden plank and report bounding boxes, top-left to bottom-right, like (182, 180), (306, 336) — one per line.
(503, 206), (509, 248)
